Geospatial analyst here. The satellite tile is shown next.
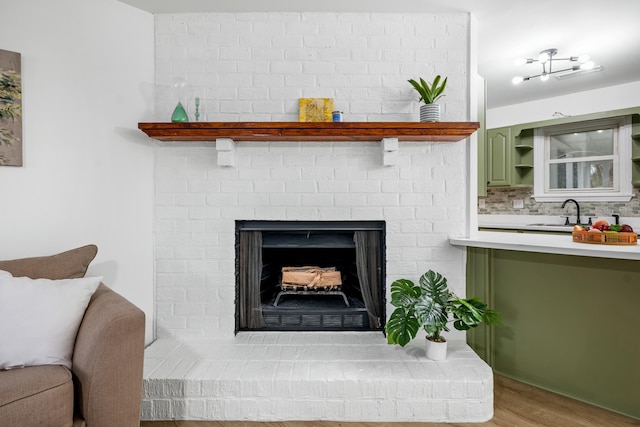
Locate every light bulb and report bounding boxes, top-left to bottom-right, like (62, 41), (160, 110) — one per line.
(540, 72), (549, 81)
(578, 54), (590, 63)
(514, 58), (527, 66)
(580, 61), (595, 70)
(512, 76), (524, 85)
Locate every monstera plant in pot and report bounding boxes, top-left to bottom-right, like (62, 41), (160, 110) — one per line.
(385, 270), (501, 360)
(408, 74), (447, 122)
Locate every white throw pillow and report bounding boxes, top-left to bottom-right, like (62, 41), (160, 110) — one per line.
(0, 270), (101, 370)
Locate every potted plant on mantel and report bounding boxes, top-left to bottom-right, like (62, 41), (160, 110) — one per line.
(408, 74), (447, 122)
(385, 270), (501, 360)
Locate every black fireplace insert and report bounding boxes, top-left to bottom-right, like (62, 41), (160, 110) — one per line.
(235, 220), (385, 332)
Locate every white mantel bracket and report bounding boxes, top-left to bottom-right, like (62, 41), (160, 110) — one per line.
(382, 137), (399, 167)
(216, 138), (236, 167)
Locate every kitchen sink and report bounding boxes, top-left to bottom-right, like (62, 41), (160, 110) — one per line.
(524, 223), (575, 232)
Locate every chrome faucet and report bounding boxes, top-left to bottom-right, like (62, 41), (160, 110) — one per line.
(561, 199), (581, 225)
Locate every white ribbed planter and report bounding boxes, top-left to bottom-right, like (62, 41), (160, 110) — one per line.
(420, 104), (441, 122)
(425, 337), (448, 360)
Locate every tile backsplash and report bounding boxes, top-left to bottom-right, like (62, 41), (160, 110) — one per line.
(479, 187), (640, 221)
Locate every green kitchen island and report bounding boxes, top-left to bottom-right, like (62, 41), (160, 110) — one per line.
(451, 232), (640, 420)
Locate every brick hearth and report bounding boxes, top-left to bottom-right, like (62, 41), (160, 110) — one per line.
(142, 333), (493, 422)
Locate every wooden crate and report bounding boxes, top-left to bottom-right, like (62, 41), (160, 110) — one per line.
(572, 230), (637, 245)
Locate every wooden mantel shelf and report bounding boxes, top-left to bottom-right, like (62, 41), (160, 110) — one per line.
(138, 121), (479, 142)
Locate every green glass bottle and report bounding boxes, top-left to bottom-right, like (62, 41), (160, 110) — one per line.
(171, 102), (188, 122)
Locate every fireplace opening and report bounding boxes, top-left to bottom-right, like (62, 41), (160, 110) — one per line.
(235, 221), (385, 332)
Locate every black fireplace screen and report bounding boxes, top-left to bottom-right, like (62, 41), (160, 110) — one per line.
(235, 221), (385, 332)
(237, 230), (265, 329)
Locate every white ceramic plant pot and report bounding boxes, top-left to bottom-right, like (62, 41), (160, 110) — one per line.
(420, 104), (441, 122)
(425, 337), (447, 360)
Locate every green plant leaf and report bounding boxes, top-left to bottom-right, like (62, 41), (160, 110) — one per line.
(450, 298), (483, 330)
(450, 297), (502, 331)
(414, 270), (451, 338)
(433, 76), (447, 101)
(453, 319), (472, 330)
(458, 297), (484, 319)
(407, 79), (427, 103)
(419, 270), (450, 305)
(390, 278), (420, 308)
(432, 75), (441, 89)
(419, 77), (433, 103)
(386, 307), (420, 346)
(414, 293), (448, 337)
(482, 308), (503, 326)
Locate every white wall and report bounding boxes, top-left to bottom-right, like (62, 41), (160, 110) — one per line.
(487, 80), (640, 128)
(0, 0), (156, 343)
(152, 12), (472, 340)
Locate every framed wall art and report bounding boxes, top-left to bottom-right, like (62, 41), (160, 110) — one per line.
(299, 98), (333, 122)
(0, 49), (22, 166)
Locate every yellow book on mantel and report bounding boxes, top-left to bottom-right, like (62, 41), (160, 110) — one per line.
(299, 98), (333, 122)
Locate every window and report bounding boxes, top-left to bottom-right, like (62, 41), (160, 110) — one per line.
(533, 116), (632, 202)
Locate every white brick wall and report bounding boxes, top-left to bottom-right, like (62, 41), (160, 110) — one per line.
(153, 12), (470, 340)
(155, 12), (469, 122)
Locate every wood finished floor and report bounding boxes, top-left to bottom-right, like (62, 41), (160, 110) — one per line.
(140, 375), (640, 427)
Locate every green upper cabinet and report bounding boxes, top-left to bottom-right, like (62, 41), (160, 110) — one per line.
(486, 127), (511, 187)
(485, 126), (533, 188)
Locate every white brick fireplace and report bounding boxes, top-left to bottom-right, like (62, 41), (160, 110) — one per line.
(154, 139), (470, 339)
(142, 11), (492, 422)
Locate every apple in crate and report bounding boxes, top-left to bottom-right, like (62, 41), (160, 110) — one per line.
(592, 219), (609, 229)
(592, 219), (613, 231)
(621, 224), (634, 233)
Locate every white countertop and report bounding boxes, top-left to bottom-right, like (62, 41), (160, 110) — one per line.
(450, 231), (640, 260)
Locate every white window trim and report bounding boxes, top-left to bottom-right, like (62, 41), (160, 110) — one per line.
(533, 116), (633, 202)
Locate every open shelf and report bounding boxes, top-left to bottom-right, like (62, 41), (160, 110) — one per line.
(138, 121), (480, 142)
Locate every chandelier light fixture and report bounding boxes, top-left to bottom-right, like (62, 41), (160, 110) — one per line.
(512, 48), (596, 84)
